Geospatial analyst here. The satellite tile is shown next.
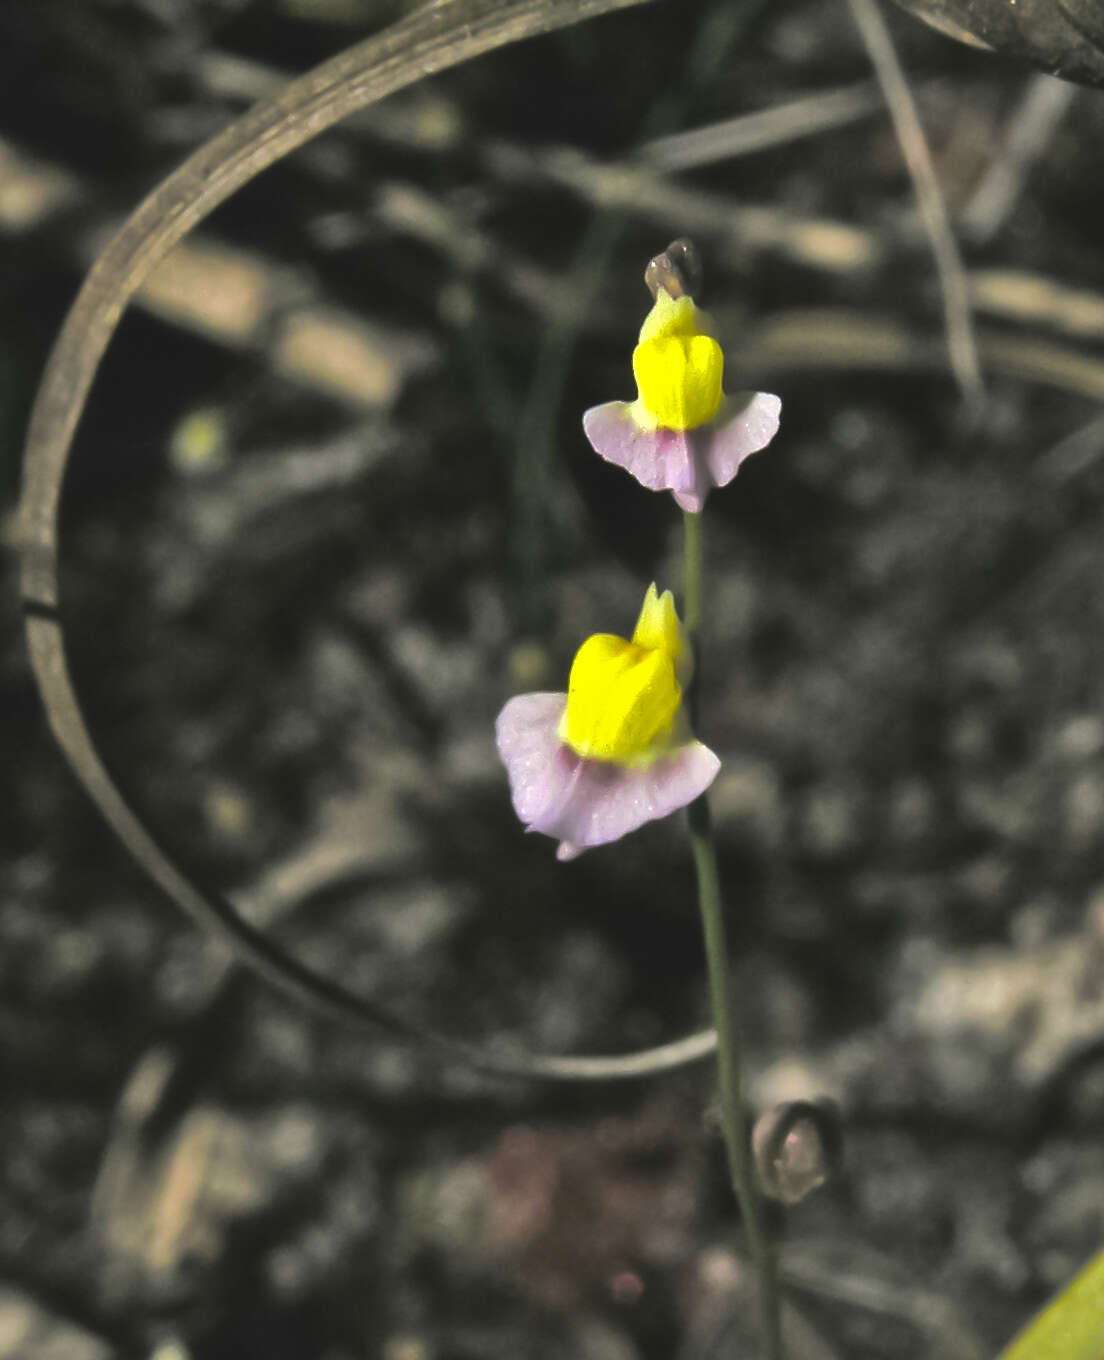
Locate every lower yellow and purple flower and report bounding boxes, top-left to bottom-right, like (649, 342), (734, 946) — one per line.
(496, 585), (720, 860)
(583, 289), (781, 513)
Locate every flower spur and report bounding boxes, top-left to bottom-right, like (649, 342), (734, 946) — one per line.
(496, 584), (720, 860)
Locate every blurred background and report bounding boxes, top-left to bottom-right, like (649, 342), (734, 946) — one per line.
(3, 0), (1104, 1356)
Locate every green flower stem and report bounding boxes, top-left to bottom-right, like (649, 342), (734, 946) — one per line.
(683, 508), (704, 639)
(683, 509), (783, 1360)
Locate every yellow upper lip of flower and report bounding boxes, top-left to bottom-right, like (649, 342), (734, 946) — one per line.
(630, 290), (725, 433)
(558, 584), (692, 766)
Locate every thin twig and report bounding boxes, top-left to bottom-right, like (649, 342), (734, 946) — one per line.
(846, 0), (984, 408)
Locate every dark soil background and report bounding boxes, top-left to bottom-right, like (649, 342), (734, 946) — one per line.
(3, 1), (1104, 1357)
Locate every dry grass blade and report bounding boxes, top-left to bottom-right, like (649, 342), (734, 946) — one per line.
(1033, 410), (1104, 483)
(783, 1242), (986, 1360)
(960, 73), (1076, 243)
(847, 0), (985, 408)
(739, 307), (1104, 400)
(640, 81), (883, 170)
(488, 141), (883, 273)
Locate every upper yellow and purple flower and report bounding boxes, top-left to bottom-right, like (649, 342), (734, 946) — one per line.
(582, 289), (781, 513)
(495, 584), (719, 860)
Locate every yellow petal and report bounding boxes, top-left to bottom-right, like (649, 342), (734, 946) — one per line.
(632, 583), (684, 667)
(559, 632), (681, 765)
(637, 290), (715, 344)
(632, 332), (724, 431)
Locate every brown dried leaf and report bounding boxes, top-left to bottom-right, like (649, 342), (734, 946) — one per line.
(889, 0), (1104, 87)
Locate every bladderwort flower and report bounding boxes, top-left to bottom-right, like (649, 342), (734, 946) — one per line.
(582, 288), (781, 513)
(496, 584), (719, 861)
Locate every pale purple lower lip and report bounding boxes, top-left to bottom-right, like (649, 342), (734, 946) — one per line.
(582, 391), (781, 513)
(495, 692), (720, 860)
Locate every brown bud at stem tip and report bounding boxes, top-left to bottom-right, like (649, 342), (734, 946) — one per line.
(752, 1099), (843, 1206)
(644, 237), (703, 302)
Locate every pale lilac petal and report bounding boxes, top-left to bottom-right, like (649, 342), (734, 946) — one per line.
(668, 472), (707, 515)
(495, 692), (573, 827)
(496, 692), (720, 857)
(552, 743), (720, 854)
(705, 391), (781, 490)
(583, 395), (779, 513)
(583, 402), (704, 500)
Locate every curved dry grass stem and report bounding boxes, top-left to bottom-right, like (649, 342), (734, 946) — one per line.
(847, 0), (984, 409)
(17, 0), (728, 1084)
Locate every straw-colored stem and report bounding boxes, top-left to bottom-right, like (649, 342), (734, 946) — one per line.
(846, 0), (983, 411)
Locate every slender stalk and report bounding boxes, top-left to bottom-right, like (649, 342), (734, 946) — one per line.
(683, 508), (704, 638)
(683, 508), (782, 1360)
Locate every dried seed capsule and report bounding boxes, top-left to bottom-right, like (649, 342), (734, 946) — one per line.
(644, 237), (703, 302)
(752, 1099), (843, 1205)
